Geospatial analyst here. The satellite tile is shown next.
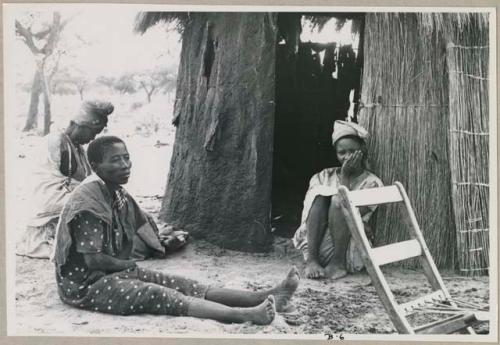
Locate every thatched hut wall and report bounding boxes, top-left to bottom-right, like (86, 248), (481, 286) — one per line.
(159, 13), (277, 252)
(359, 13), (456, 268)
(443, 13), (490, 276)
(359, 12), (490, 273)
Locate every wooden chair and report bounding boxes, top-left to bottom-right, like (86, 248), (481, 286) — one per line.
(337, 182), (489, 334)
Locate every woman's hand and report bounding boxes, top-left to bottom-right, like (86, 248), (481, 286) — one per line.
(341, 151), (363, 177)
(83, 252), (137, 273)
(340, 151), (363, 187)
(126, 260), (138, 270)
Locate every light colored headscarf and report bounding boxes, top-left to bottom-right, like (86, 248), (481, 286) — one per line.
(72, 100), (114, 129)
(332, 120), (369, 146)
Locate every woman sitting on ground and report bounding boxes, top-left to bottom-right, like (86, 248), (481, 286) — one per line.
(53, 136), (299, 324)
(17, 100), (114, 259)
(293, 120), (383, 280)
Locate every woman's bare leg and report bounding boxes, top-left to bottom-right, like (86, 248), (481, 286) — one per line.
(204, 267), (299, 312)
(305, 195), (330, 279)
(187, 295), (276, 325)
(325, 195), (349, 279)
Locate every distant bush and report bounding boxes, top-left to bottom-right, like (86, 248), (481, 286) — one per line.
(130, 101), (144, 110)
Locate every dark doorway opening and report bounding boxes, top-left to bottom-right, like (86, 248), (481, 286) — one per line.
(272, 13), (365, 237)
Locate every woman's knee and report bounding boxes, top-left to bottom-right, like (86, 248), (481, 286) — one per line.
(312, 195), (330, 208)
(308, 195), (330, 217)
(330, 195), (343, 211)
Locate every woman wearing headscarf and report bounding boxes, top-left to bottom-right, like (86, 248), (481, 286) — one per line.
(16, 100), (114, 259)
(293, 120), (384, 280)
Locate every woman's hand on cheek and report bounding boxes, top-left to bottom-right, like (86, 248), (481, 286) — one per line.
(352, 151), (363, 171)
(341, 154), (354, 177)
(341, 151), (364, 180)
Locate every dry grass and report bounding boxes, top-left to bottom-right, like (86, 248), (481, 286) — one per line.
(358, 13), (489, 273)
(445, 14), (489, 276)
(359, 13), (455, 269)
(134, 12), (188, 35)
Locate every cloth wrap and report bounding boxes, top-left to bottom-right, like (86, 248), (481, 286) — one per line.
(332, 120), (369, 146)
(73, 100), (114, 129)
(53, 174), (165, 274)
(27, 132), (91, 227)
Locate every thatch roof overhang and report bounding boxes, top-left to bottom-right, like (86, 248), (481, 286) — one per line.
(134, 11), (366, 35)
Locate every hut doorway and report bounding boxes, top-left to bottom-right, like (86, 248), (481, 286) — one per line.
(272, 13), (365, 237)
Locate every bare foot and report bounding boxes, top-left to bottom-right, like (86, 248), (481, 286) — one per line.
(325, 263), (348, 280)
(246, 295), (276, 325)
(270, 266), (300, 312)
(305, 261), (326, 279)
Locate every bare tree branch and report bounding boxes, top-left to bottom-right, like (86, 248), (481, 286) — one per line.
(47, 50), (64, 88)
(15, 20), (41, 54)
(40, 12), (62, 56)
(31, 27), (51, 39)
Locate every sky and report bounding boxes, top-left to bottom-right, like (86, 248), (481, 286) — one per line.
(10, 9), (357, 90)
(12, 8), (182, 84)
(63, 10), (181, 77)
(301, 17), (358, 47)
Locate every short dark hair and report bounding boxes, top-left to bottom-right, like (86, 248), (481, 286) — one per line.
(87, 136), (125, 165)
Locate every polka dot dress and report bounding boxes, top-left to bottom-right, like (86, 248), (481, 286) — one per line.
(56, 212), (208, 316)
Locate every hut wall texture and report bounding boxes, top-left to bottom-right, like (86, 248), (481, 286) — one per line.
(160, 13), (277, 252)
(359, 13), (457, 268)
(443, 13), (490, 276)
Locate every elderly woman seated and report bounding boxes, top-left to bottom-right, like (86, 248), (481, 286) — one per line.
(17, 100), (114, 259)
(53, 136), (299, 324)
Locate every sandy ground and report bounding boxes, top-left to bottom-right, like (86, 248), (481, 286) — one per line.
(14, 225), (490, 336)
(13, 195), (490, 336)
(9, 95), (491, 336)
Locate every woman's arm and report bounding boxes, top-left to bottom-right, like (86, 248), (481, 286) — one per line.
(83, 252), (136, 273)
(59, 143), (77, 177)
(60, 149), (72, 176)
(71, 212), (135, 273)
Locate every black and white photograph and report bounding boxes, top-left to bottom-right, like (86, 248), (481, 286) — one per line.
(2, 3), (497, 341)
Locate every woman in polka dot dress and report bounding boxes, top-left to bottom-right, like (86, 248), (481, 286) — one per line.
(54, 136), (300, 324)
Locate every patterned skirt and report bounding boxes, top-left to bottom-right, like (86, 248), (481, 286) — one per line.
(58, 266), (210, 316)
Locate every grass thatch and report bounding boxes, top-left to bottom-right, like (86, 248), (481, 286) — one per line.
(136, 12), (366, 36)
(359, 13), (456, 269)
(416, 12), (489, 42)
(134, 12), (189, 35)
(445, 14), (489, 276)
(358, 12), (490, 274)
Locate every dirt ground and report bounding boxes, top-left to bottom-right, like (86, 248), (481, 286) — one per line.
(9, 95), (490, 336)
(14, 227), (490, 336)
(13, 194), (490, 336)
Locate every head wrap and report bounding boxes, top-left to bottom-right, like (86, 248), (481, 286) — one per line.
(72, 100), (114, 129)
(332, 120), (369, 146)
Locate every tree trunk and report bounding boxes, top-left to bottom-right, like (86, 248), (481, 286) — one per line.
(42, 88), (51, 135)
(18, 12), (62, 135)
(141, 82), (154, 103)
(160, 13), (277, 252)
(23, 69), (42, 132)
(39, 65), (52, 135)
